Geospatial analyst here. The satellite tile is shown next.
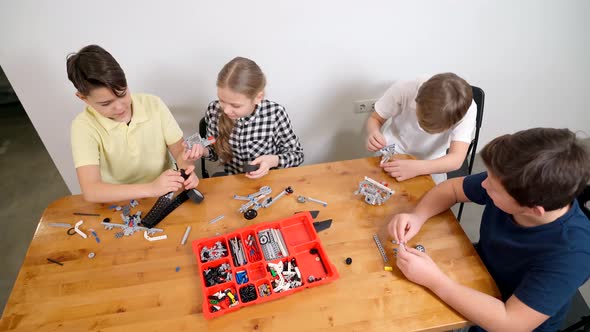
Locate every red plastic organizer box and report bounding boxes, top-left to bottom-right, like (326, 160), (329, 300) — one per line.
(192, 211), (339, 319)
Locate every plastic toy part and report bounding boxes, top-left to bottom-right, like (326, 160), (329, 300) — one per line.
(88, 252), (95, 259)
(244, 209), (258, 220)
(373, 234), (388, 263)
(354, 176), (395, 206)
(384, 266), (393, 271)
(243, 162), (260, 173)
(101, 219), (164, 237)
(74, 220), (87, 239)
(200, 241), (228, 263)
(208, 215), (225, 224)
(144, 231), (168, 241)
(184, 132), (216, 150)
(181, 226), (192, 245)
(379, 143), (397, 165)
(415, 244), (426, 253)
(47, 222), (72, 228)
(345, 257), (352, 265)
(89, 229), (100, 243)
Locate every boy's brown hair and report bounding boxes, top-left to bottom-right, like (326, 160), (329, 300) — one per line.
(481, 128), (590, 211)
(66, 45), (127, 97)
(415, 73), (473, 133)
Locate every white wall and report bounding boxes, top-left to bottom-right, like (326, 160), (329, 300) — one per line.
(1, 0), (589, 193)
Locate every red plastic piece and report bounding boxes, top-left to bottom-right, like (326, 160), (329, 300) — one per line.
(192, 212), (340, 319)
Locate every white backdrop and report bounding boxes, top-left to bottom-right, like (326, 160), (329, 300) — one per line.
(1, 0), (589, 193)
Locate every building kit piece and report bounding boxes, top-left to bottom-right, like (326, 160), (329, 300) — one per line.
(144, 231), (168, 241)
(415, 244), (426, 253)
(373, 234), (389, 263)
(101, 219), (163, 237)
(88, 252), (95, 259)
(208, 215), (224, 224)
(181, 226), (191, 245)
(74, 220), (87, 239)
(89, 229), (100, 243)
(297, 195), (328, 207)
(47, 258), (63, 266)
(257, 283), (272, 297)
(235, 186), (294, 220)
(378, 143), (397, 165)
(244, 234), (262, 262)
(73, 212), (100, 216)
(345, 257), (352, 265)
(47, 222), (72, 228)
(239, 284), (257, 303)
(203, 263), (232, 287)
(184, 132), (216, 150)
(258, 228), (289, 260)
(268, 259), (303, 293)
(200, 241), (228, 263)
(242, 162), (260, 173)
(354, 176), (395, 206)
(141, 169), (204, 228)
(235, 270), (249, 285)
(229, 237), (247, 267)
(312, 219), (332, 233)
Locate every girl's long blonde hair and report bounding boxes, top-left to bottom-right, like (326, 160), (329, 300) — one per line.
(215, 57), (266, 162)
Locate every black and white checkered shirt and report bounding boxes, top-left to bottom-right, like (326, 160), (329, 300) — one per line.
(204, 99), (304, 174)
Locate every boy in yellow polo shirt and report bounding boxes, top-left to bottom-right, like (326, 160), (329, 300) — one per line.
(67, 44), (198, 203)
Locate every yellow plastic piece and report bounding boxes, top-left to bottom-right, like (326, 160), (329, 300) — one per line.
(384, 266), (393, 271)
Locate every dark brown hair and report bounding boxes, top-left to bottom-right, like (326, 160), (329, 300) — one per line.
(415, 73), (473, 133)
(481, 128), (590, 211)
(66, 45), (127, 97)
(215, 57), (266, 162)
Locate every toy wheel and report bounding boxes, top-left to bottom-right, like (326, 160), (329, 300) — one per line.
(244, 209), (258, 220)
(285, 186), (294, 194)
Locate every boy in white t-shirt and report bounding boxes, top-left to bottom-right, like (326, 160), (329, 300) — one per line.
(366, 73), (476, 183)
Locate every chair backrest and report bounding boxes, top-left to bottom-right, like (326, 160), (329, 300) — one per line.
(466, 85), (485, 174)
(199, 117), (210, 179)
(578, 185), (590, 219)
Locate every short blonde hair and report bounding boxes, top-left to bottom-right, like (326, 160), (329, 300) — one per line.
(415, 73), (473, 133)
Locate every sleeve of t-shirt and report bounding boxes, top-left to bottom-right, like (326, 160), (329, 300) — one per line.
(375, 81), (411, 120)
(450, 100), (477, 143)
(157, 97), (183, 145)
(514, 251), (590, 316)
(462, 172), (489, 205)
(70, 118), (100, 168)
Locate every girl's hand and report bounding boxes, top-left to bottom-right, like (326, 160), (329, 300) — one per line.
(182, 141), (207, 161)
(245, 155), (279, 179)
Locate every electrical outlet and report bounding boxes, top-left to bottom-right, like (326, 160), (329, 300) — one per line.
(354, 99), (377, 113)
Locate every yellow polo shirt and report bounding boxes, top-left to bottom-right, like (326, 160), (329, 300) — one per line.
(71, 93), (183, 184)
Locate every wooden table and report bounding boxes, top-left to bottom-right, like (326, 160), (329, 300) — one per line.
(0, 157), (499, 332)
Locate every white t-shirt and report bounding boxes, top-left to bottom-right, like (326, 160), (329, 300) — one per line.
(375, 78), (477, 183)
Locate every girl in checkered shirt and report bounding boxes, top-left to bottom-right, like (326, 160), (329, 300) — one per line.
(184, 57), (304, 178)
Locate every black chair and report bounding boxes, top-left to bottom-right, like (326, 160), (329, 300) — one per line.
(199, 117), (210, 179)
(447, 85), (485, 222)
(559, 185), (590, 332)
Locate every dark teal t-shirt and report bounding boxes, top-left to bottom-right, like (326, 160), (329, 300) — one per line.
(464, 172), (590, 332)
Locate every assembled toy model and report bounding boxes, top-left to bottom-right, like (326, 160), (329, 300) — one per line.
(184, 132), (216, 150)
(354, 176), (395, 205)
(141, 169), (204, 228)
(378, 143), (397, 165)
(234, 186), (294, 220)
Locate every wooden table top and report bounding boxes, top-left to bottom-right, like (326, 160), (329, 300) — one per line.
(0, 157), (499, 332)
